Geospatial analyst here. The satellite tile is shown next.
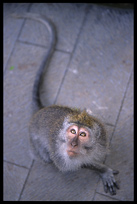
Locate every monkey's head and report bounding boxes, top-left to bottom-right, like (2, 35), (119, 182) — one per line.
(57, 110), (108, 170)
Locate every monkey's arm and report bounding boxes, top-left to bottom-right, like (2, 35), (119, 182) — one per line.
(83, 162), (119, 195)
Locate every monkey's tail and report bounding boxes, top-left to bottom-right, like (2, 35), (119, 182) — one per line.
(12, 13), (56, 113)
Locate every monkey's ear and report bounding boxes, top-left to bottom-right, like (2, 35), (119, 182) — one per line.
(93, 122), (101, 139)
(95, 122), (107, 143)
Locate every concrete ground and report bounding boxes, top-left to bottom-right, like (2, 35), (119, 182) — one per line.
(4, 3), (134, 201)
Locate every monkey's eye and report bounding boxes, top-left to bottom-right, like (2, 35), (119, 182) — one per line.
(80, 132), (86, 137)
(70, 129), (76, 134)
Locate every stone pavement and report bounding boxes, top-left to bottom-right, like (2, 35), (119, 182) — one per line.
(4, 3), (134, 201)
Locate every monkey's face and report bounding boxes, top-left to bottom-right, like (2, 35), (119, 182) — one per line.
(66, 124), (91, 158)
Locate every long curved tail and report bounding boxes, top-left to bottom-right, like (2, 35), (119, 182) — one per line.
(12, 13), (56, 113)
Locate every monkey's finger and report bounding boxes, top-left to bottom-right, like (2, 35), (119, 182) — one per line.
(104, 184), (108, 194)
(114, 181), (120, 190)
(103, 181), (108, 193)
(108, 181), (116, 195)
(108, 182), (116, 195)
(113, 170), (119, 175)
(109, 186), (116, 195)
(112, 178), (120, 189)
(107, 178), (117, 195)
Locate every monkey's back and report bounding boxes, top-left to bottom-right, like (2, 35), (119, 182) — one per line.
(30, 105), (73, 131)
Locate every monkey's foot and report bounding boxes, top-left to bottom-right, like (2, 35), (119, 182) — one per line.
(100, 168), (119, 195)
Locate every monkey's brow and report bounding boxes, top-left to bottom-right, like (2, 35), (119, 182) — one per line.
(69, 121), (91, 128)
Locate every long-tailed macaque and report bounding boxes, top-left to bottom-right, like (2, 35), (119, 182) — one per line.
(13, 13), (119, 195)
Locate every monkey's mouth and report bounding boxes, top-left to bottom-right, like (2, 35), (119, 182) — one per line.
(67, 150), (78, 157)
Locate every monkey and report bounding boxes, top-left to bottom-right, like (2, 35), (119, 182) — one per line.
(12, 13), (119, 196)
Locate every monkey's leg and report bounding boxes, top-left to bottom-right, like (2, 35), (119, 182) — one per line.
(83, 163), (119, 195)
(30, 137), (52, 163)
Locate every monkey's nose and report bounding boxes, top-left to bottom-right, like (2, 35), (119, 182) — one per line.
(71, 141), (78, 147)
(70, 136), (78, 147)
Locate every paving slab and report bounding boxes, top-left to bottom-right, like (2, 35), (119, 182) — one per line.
(4, 161), (29, 201)
(4, 42), (48, 168)
(56, 5), (133, 125)
(20, 160), (99, 201)
(94, 192), (119, 201)
(29, 3), (88, 52)
(4, 3), (30, 71)
(96, 72), (133, 200)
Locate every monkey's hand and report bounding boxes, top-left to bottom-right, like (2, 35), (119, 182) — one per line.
(99, 168), (119, 195)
